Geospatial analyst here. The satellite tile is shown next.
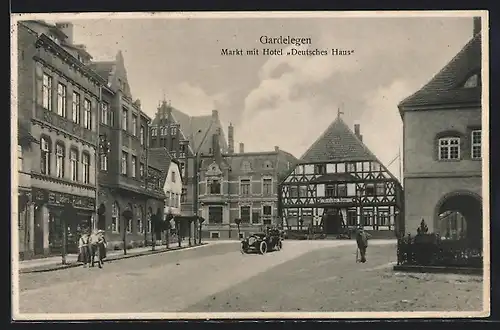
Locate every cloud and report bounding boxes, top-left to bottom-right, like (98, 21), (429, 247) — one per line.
(168, 82), (229, 116)
(237, 39), (361, 155)
(359, 80), (414, 181)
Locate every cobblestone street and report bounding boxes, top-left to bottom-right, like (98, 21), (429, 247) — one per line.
(16, 240), (483, 316)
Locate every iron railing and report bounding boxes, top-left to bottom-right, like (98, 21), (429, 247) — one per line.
(396, 234), (482, 268)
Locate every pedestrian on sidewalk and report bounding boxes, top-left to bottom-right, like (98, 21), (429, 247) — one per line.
(355, 226), (371, 263)
(77, 230), (91, 268)
(90, 230), (107, 269)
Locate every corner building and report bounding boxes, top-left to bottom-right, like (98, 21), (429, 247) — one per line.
(398, 18), (483, 247)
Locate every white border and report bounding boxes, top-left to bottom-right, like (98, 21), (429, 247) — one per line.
(10, 10), (490, 320)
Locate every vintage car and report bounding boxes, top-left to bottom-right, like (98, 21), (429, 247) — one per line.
(241, 230), (283, 254)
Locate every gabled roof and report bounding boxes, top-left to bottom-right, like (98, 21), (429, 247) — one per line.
(399, 33), (482, 111)
(88, 61), (115, 83)
(300, 116), (375, 163)
(148, 147), (182, 186)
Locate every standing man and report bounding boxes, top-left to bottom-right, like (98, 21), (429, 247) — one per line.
(356, 226), (371, 263)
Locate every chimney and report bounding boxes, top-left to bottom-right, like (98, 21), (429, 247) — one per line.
(473, 17), (481, 36)
(274, 146), (280, 152)
(212, 133), (222, 161)
(212, 109), (218, 120)
(55, 22), (74, 44)
(228, 123), (234, 154)
(239, 142), (245, 153)
(354, 124), (363, 141)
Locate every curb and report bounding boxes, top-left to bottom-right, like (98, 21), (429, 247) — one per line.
(19, 243), (209, 274)
(393, 264), (483, 275)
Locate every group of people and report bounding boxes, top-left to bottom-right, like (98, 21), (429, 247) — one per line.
(77, 229), (108, 269)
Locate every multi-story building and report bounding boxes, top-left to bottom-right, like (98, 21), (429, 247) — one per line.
(17, 21), (102, 258)
(149, 104), (228, 241)
(398, 18), (483, 247)
(279, 115), (404, 238)
(189, 127), (297, 239)
(90, 50), (166, 247)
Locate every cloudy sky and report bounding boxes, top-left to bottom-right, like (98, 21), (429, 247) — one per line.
(49, 14), (474, 178)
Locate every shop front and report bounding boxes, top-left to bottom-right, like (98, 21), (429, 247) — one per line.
(32, 188), (96, 256)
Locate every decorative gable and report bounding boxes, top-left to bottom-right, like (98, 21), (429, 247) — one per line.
(206, 161), (222, 177)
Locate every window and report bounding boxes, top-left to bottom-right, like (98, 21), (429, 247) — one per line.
(17, 145), (23, 171)
(40, 137), (51, 175)
(290, 186), (298, 198)
(208, 206), (223, 224)
(378, 210), (389, 226)
(72, 92), (80, 124)
(210, 232), (220, 239)
(375, 183), (385, 195)
(100, 153), (108, 171)
(112, 202), (119, 233)
(252, 211), (260, 224)
(208, 178), (221, 194)
(179, 144), (187, 158)
(82, 153), (90, 184)
(337, 184), (347, 197)
(240, 179), (251, 195)
(179, 162), (185, 175)
(131, 156), (137, 178)
(121, 151), (128, 175)
(263, 205), (272, 217)
(362, 210), (374, 226)
(140, 163), (144, 179)
(325, 184), (335, 197)
(439, 137), (460, 160)
(137, 207), (144, 233)
(140, 126), (145, 145)
(299, 186), (307, 197)
(42, 73), (52, 110)
(263, 178), (272, 195)
(240, 206), (251, 223)
(83, 99), (92, 130)
(122, 108), (128, 131)
(471, 130), (481, 159)
(132, 114), (137, 136)
(346, 162), (356, 172)
(171, 125), (177, 136)
(151, 127), (157, 136)
(314, 164), (326, 174)
(147, 212), (152, 233)
(101, 102), (109, 125)
(365, 184), (375, 196)
(55, 143), (65, 178)
(56, 83), (67, 117)
(171, 171), (176, 183)
(347, 210), (357, 226)
(126, 208), (132, 233)
(70, 149), (78, 181)
(464, 74), (480, 88)
(263, 161), (273, 169)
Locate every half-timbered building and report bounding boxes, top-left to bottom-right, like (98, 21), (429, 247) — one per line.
(280, 115), (404, 237)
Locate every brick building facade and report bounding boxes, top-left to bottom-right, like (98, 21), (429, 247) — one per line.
(17, 21), (101, 259)
(398, 18), (483, 247)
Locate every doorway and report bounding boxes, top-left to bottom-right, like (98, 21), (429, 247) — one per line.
(34, 205), (44, 255)
(98, 203), (106, 230)
(322, 208), (342, 235)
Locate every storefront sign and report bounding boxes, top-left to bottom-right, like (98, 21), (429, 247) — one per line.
(32, 188), (95, 210)
(318, 197), (356, 204)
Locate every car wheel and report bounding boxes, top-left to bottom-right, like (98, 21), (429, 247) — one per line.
(259, 241), (268, 254)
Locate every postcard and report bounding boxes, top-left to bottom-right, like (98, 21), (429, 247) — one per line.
(10, 10), (490, 320)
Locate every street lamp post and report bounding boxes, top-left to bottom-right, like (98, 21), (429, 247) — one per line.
(234, 218), (241, 240)
(198, 217), (205, 244)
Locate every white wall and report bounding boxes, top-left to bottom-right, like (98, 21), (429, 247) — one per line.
(163, 162), (183, 216)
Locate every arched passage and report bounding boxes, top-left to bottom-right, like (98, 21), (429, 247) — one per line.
(434, 191), (482, 247)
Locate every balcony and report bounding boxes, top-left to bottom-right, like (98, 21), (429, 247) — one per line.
(34, 106), (97, 145)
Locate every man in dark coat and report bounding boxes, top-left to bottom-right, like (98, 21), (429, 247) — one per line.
(356, 226), (371, 263)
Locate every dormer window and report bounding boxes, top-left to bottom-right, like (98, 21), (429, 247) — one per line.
(241, 161), (252, 172)
(463, 73), (480, 88)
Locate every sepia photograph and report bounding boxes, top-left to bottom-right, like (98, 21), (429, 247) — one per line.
(10, 11), (489, 320)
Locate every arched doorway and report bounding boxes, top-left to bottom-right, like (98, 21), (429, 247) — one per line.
(435, 191), (482, 247)
(97, 203), (106, 230)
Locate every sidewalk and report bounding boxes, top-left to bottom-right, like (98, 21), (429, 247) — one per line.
(18, 240), (204, 274)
